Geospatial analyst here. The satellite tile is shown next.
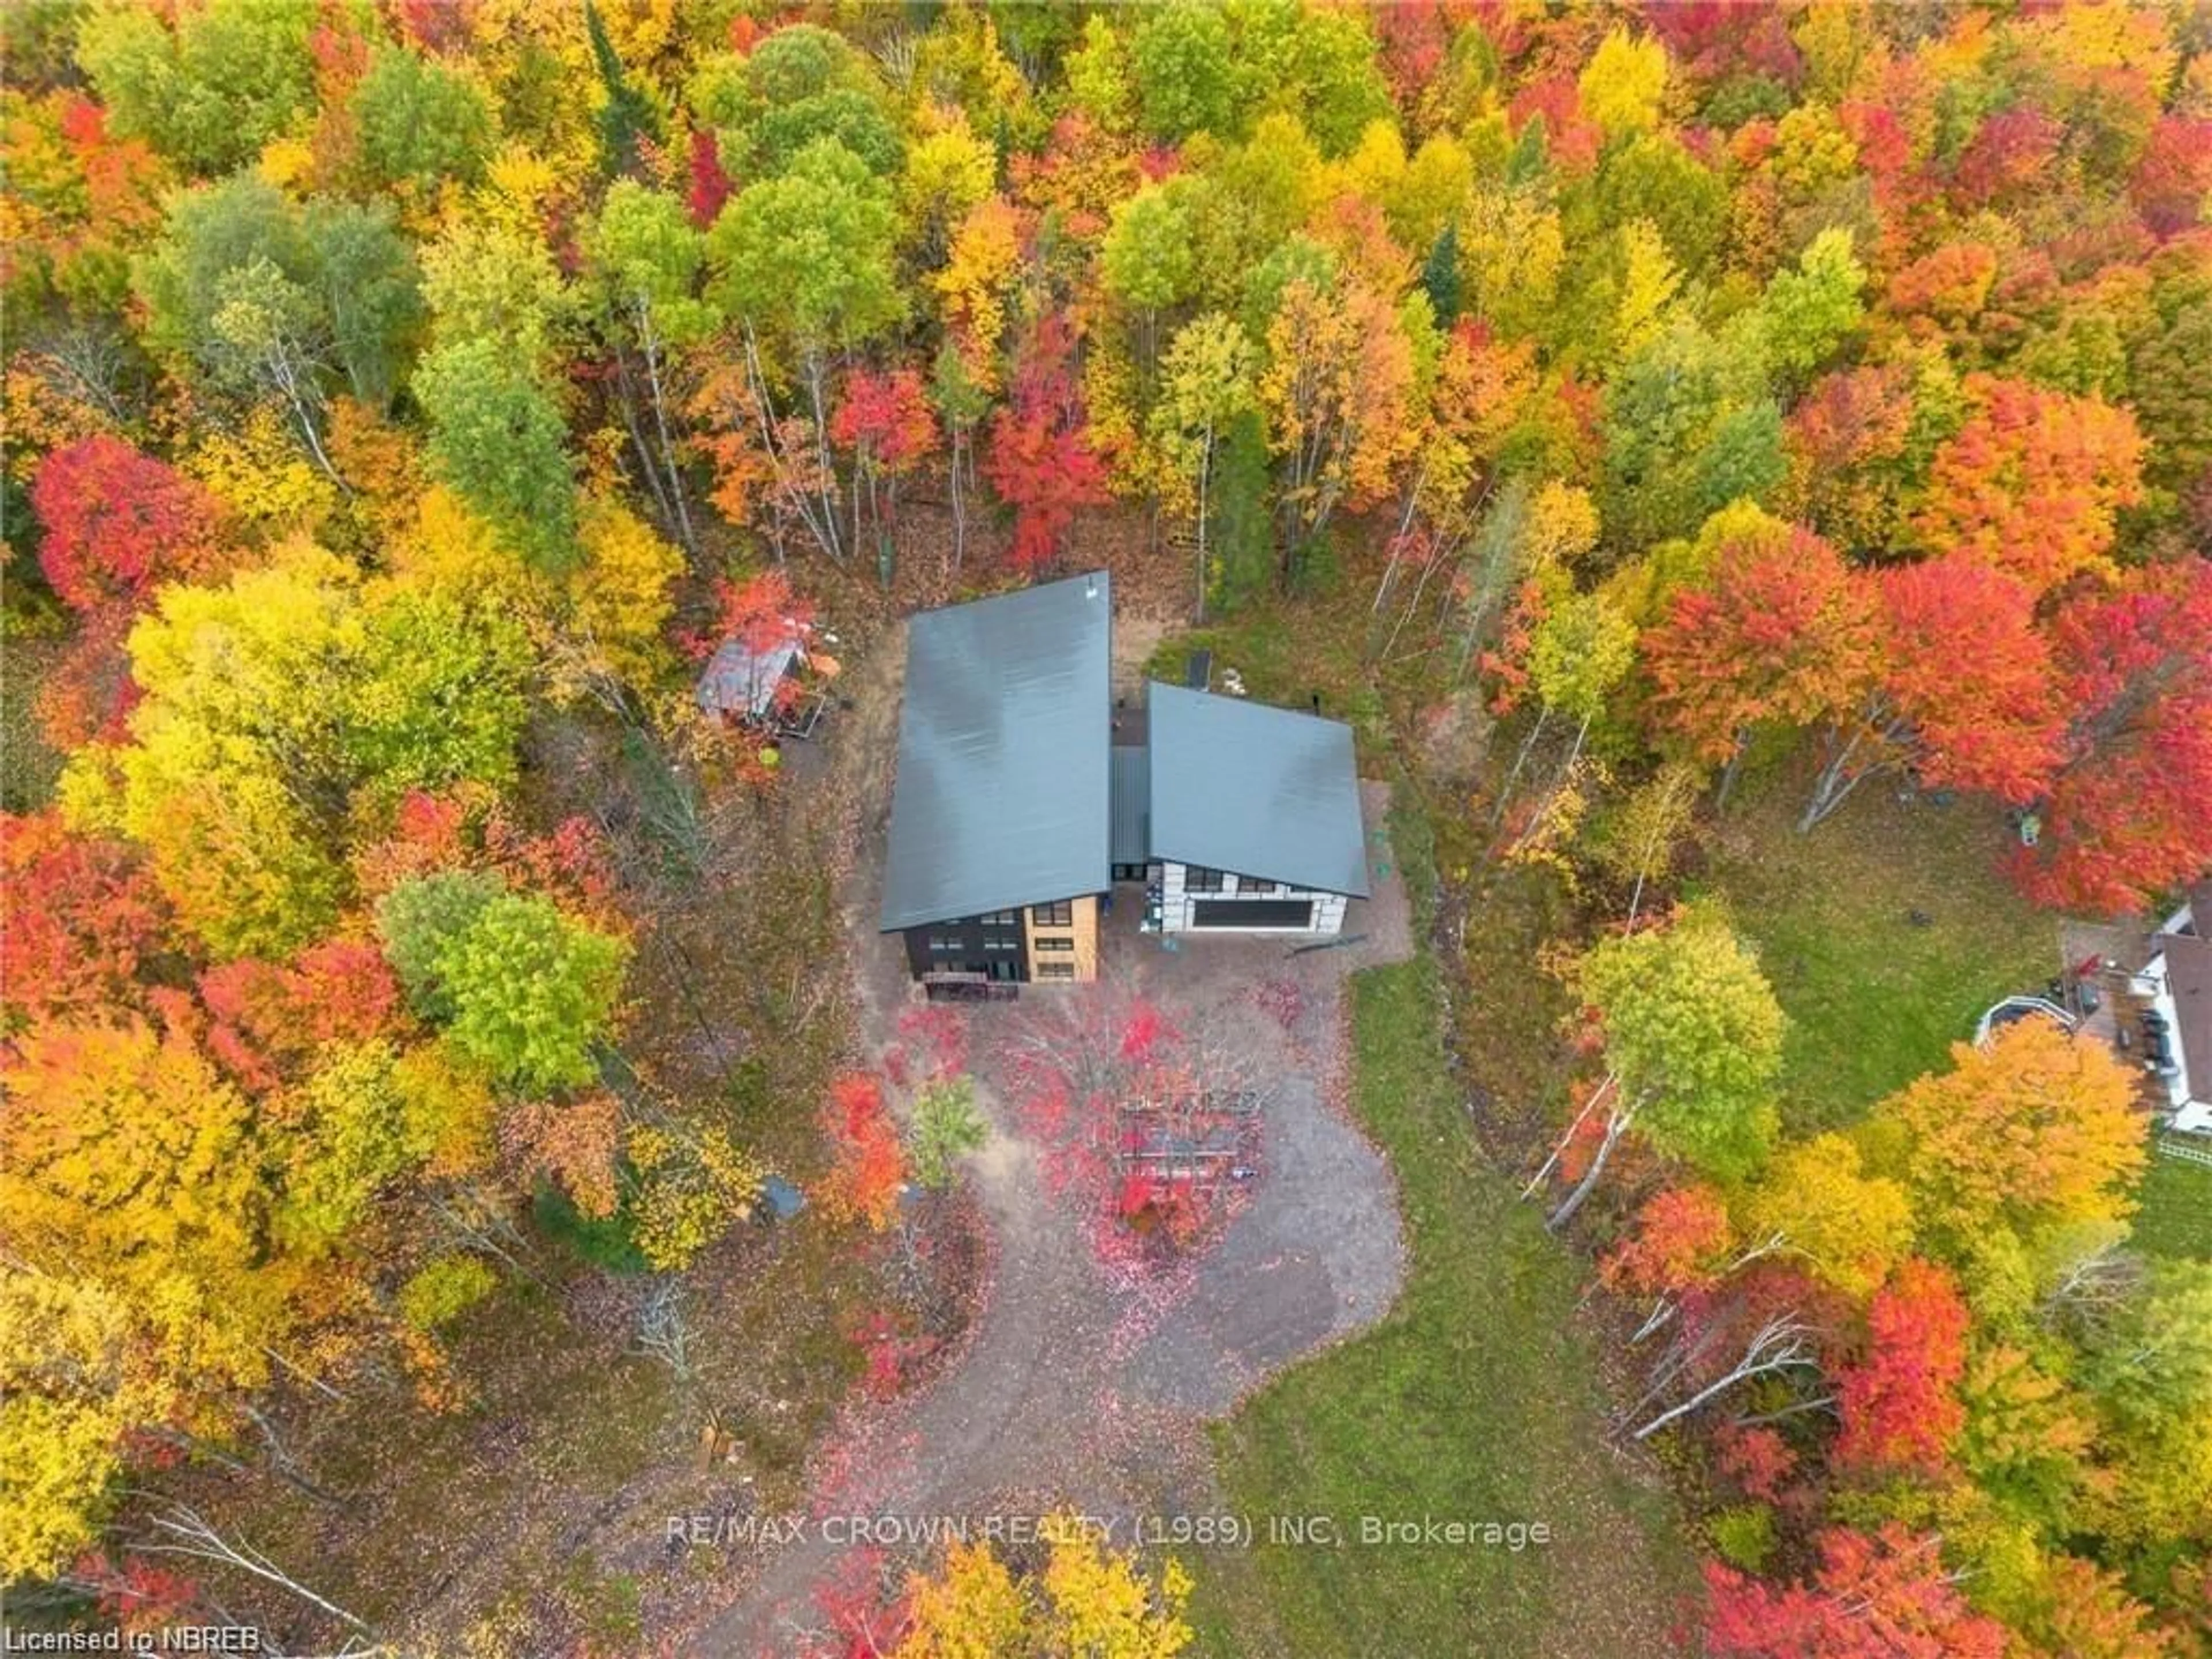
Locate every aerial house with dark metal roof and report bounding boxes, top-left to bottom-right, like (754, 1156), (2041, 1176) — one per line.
(878, 573), (1372, 994)
(879, 573), (1113, 991)
(1143, 681), (1370, 934)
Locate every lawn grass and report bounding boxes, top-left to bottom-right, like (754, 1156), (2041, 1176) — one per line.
(1, 627), (63, 812)
(2132, 1154), (2212, 1262)
(1694, 777), (2059, 1134)
(1187, 958), (1692, 1657)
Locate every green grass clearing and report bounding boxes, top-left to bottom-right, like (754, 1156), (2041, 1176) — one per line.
(1188, 953), (1692, 1657)
(1694, 778), (2058, 1134)
(2133, 1153), (2212, 1262)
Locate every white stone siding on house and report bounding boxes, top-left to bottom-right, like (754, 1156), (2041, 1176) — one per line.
(1156, 861), (1350, 934)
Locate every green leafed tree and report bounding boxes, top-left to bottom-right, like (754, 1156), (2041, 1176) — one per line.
(1754, 228), (1867, 384)
(377, 870), (506, 1021)
(77, 0), (318, 174)
(586, 0), (661, 179)
(1550, 906), (1784, 1228)
(582, 181), (718, 551)
(707, 137), (903, 563)
(411, 336), (579, 574)
(910, 1076), (989, 1190)
(1100, 180), (1200, 366)
(137, 177), (422, 456)
(707, 138), (903, 355)
(1150, 312), (1257, 619)
(434, 893), (628, 1093)
(353, 44), (497, 195)
(1128, 2), (1238, 143)
(344, 588), (531, 804)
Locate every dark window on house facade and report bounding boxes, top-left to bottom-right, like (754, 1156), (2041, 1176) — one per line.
(1031, 899), (1074, 927)
(1035, 937), (1074, 952)
(1238, 877), (1279, 895)
(983, 936), (1017, 951)
(1185, 866), (1224, 893)
(979, 909), (1019, 926)
(1194, 899), (1313, 929)
(1036, 962), (1075, 980)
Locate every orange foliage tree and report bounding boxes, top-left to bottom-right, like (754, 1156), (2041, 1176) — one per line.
(1912, 376), (2145, 594)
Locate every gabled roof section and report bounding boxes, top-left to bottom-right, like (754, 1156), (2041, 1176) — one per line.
(879, 574), (1112, 931)
(1146, 681), (1370, 899)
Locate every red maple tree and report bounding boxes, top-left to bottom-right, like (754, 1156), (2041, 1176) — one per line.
(0, 810), (171, 1024)
(818, 1071), (906, 1232)
(982, 313), (1108, 573)
(29, 435), (226, 613)
(1704, 1523), (2008, 1658)
(1642, 525), (1880, 771)
(1834, 1259), (1969, 1475)
(1874, 558), (2061, 802)
(2018, 559), (2212, 913)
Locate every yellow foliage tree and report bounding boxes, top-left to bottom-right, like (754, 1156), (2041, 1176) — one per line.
(185, 406), (340, 539)
(0, 1271), (163, 1578)
(934, 195), (1023, 392)
(1040, 1518), (1194, 1659)
(1740, 1132), (1915, 1299)
(1872, 1020), (2147, 1270)
(1578, 28), (1670, 142)
(902, 1538), (1030, 1657)
(1, 1020), (283, 1400)
(896, 1516), (1194, 1658)
(562, 493), (683, 698)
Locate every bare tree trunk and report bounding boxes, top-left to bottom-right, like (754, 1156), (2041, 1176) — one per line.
(634, 1277), (694, 1381)
(1546, 1096), (1638, 1233)
(947, 429), (968, 574)
(1194, 422), (1213, 624)
(268, 352), (346, 490)
(1490, 704), (1551, 828)
(1633, 1315), (1817, 1440)
(134, 1503), (370, 1633)
(635, 304), (696, 553)
(1372, 459), (1428, 619)
(613, 352), (677, 529)
(740, 321), (842, 563)
(241, 1404), (346, 1505)
(804, 350), (844, 562)
(1713, 740), (1748, 812)
(1522, 1073), (1618, 1199)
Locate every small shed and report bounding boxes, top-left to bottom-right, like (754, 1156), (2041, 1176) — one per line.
(697, 631), (805, 724)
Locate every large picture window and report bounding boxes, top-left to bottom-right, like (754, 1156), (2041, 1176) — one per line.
(1184, 866), (1224, 893)
(1031, 900), (1073, 927)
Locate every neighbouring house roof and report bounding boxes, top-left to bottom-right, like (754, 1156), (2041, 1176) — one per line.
(879, 573), (1112, 931)
(697, 632), (803, 721)
(1146, 681), (1370, 899)
(1111, 746), (1150, 866)
(2158, 908), (2212, 1109)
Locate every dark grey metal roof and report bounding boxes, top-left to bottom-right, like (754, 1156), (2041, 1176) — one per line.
(879, 574), (1112, 931)
(1111, 746), (1150, 866)
(1146, 682), (1370, 898)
